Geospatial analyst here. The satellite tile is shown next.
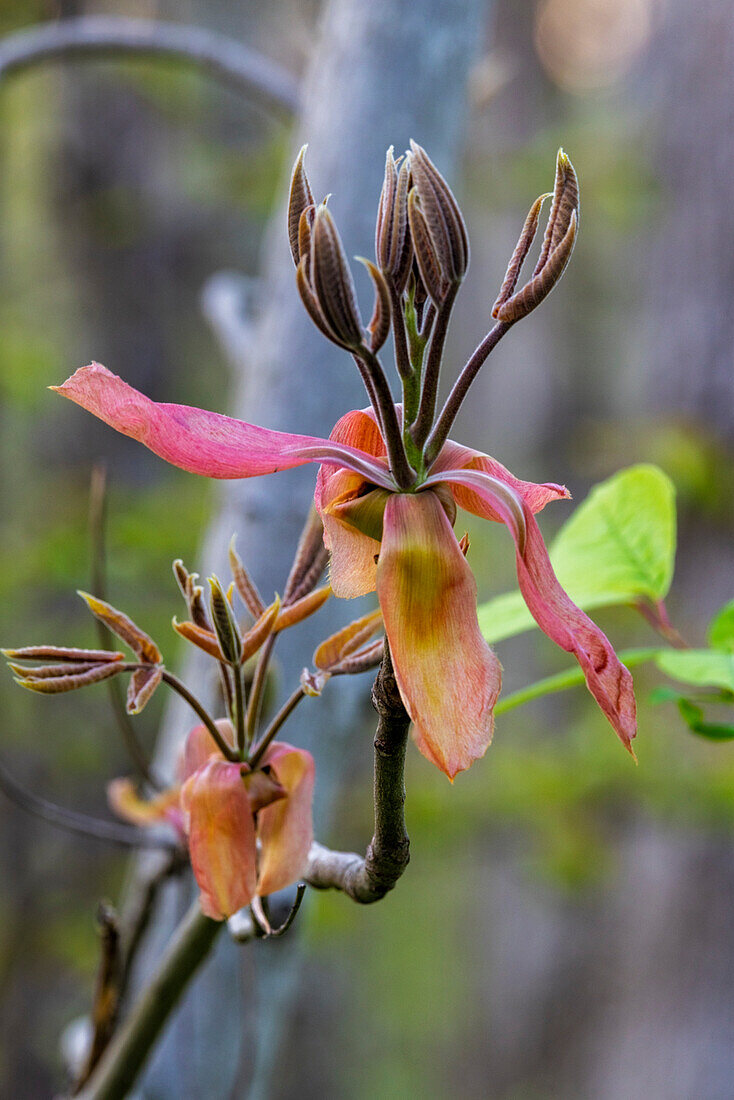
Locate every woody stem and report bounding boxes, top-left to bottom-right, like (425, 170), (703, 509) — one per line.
(75, 902), (222, 1100)
(305, 645), (410, 902)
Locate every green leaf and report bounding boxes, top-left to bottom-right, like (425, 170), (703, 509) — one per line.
(655, 649), (734, 693)
(674, 697), (734, 742)
(479, 464), (676, 644)
(708, 599), (734, 652)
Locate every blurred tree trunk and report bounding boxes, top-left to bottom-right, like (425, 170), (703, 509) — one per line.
(645, 0), (734, 443)
(123, 1), (488, 1097)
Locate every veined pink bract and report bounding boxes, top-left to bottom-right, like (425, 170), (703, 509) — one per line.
(56, 365), (636, 780)
(111, 720), (315, 920)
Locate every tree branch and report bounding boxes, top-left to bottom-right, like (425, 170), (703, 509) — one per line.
(0, 17), (299, 117)
(306, 647), (411, 902)
(75, 902), (221, 1100)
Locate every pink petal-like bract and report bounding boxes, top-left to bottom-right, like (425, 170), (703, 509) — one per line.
(256, 742), (315, 896)
(314, 408), (387, 597)
(53, 364), (393, 488)
(178, 719), (233, 782)
(107, 778), (183, 835)
(181, 759), (257, 920)
(436, 467), (637, 753)
(432, 440), (569, 519)
(377, 490), (502, 780)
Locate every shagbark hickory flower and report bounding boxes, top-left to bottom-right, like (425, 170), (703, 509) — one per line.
(54, 144), (636, 780)
(111, 720), (315, 920)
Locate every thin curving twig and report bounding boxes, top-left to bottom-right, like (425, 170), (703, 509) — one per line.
(0, 16), (299, 117)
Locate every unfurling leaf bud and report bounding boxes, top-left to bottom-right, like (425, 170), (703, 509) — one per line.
(288, 145), (314, 267)
(407, 140), (469, 301)
(308, 205), (365, 349)
(208, 576), (242, 665)
(78, 592), (161, 664)
(313, 607), (384, 673)
(228, 537), (265, 619)
(376, 147), (412, 294)
(492, 149), (579, 324)
(2, 645), (123, 663)
(173, 560), (211, 630)
(357, 257), (392, 352)
(13, 661), (124, 694)
(172, 617), (223, 659)
(283, 505), (329, 606)
(273, 585), (331, 633)
(331, 638), (384, 676)
(126, 666), (162, 714)
(240, 597), (281, 663)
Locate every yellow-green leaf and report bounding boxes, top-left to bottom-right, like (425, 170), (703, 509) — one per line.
(479, 465), (676, 644)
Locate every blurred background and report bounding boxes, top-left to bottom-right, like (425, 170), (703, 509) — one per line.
(1, 1), (733, 1097)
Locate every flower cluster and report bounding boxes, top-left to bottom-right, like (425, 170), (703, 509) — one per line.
(52, 142), (636, 779)
(5, 522), (384, 920)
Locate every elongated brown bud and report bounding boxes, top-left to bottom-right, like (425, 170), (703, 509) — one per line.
(14, 661), (124, 694)
(358, 257), (392, 352)
(329, 637), (384, 676)
(283, 505), (329, 606)
(376, 147), (413, 293)
(309, 204), (365, 349)
(288, 145), (314, 266)
(8, 660), (105, 679)
(495, 213), (577, 323)
(492, 193), (551, 315)
(228, 537), (265, 618)
(493, 149), (579, 324)
(408, 188), (449, 305)
(534, 148), (579, 276)
(2, 645), (123, 663)
(78, 592), (161, 664)
(409, 140), (469, 289)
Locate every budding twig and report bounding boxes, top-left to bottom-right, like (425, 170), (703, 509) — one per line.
(0, 16), (299, 116)
(0, 755), (178, 849)
(89, 466), (161, 790)
(305, 646), (410, 902)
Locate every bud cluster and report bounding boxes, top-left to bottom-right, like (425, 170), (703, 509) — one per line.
(288, 143), (580, 483)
